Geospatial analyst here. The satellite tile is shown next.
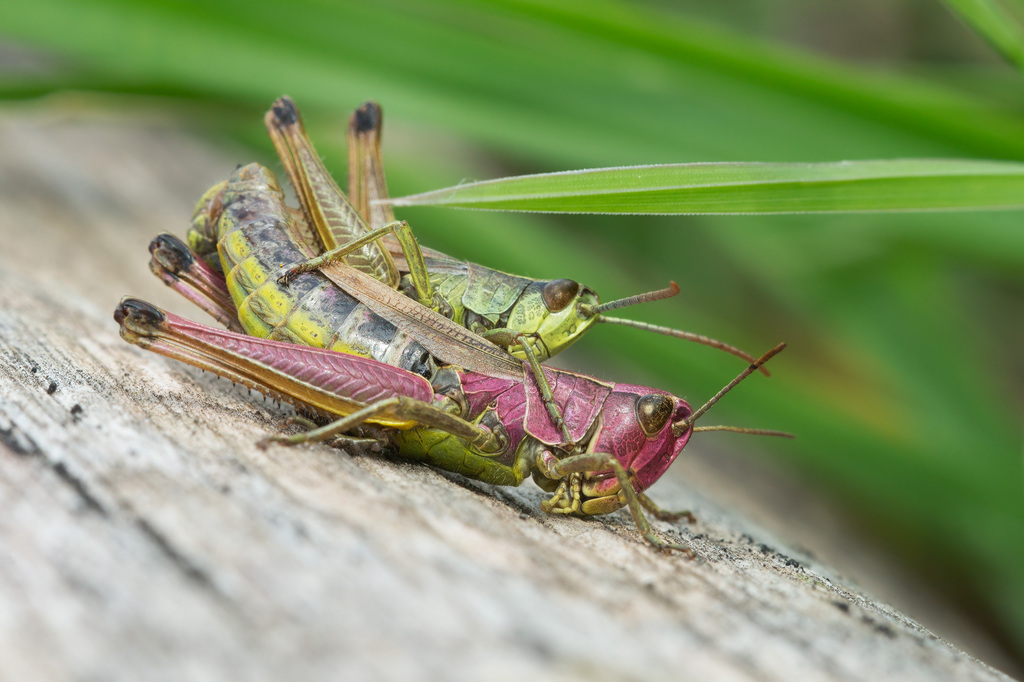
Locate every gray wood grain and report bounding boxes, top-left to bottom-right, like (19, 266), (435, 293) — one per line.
(0, 110), (1012, 682)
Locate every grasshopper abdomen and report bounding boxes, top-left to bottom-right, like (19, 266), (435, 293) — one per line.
(193, 163), (436, 380)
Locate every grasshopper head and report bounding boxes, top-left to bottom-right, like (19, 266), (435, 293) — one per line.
(575, 388), (693, 516)
(506, 279), (600, 360)
(577, 343), (791, 515)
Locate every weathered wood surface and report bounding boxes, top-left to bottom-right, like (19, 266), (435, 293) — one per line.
(0, 110), (1013, 682)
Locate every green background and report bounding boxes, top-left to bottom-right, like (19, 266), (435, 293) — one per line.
(1, 0), (1021, 667)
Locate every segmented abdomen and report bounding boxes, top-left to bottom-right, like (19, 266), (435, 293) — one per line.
(193, 163), (434, 378)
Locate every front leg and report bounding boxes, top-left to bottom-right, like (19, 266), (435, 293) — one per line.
(483, 329), (576, 452)
(543, 452), (694, 557)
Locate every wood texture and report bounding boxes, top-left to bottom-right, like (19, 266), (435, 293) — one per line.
(0, 110), (1012, 682)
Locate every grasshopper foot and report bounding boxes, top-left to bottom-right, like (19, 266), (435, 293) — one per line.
(276, 262), (308, 285)
(277, 415), (320, 431)
(643, 531), (696, 559)
(325, 435), (386, 454)
(258, 431), (385, 454)
(257, 431), (310, 449)
(652, 510), (697, 524)
(432, 293), (454, 320)
(257, 434), (286, 450)
(637, 492), (697, 525)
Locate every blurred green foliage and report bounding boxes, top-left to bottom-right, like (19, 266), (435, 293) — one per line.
(1, 0), (1022, 663)
(940, 0), (1024, 71)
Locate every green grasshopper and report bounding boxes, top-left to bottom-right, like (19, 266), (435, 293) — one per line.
(187, 96), (767, 374)
(151, 96), (772, 446)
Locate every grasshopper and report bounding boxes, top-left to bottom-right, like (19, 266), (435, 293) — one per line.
(115, 298), (787, 554)
(129, 162), (791, 552)
(171, 95), (767, 376)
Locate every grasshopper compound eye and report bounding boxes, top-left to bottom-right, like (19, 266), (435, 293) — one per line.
(636, 394), (675, 438)
(542, 279), (580, 312)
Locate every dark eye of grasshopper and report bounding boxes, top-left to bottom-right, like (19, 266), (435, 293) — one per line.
(636, 394), (675, 438)
(542, 279), (580, 312)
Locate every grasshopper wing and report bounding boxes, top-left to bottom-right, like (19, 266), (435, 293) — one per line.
(320, 262), (525, 381)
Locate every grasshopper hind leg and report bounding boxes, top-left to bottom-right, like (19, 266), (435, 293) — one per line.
(148, 233), (244, 333)
(347, 101), (443, 313)
(262, 396), (506, 455)
(275, 414), (387, 454)
(263, 396), (530, 488)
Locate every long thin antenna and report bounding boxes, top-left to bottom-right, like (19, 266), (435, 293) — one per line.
(693, 425), (794, 438)
(579, 281), (769, 376)
(579, 282), (679, 316)
(596, 317), (770, 377)
(673, 342), (785, 436)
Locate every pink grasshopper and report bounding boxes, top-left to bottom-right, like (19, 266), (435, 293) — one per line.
(116, 293), (787, 554)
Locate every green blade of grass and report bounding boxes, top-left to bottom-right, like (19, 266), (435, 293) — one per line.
(388, 159), (1024, 213)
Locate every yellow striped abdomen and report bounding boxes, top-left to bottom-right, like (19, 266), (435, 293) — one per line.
(192, 163), (435, 378)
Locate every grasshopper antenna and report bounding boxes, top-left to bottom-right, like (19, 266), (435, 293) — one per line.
(580, 281), (681, 314)
(578, 282), (770, 377)
(692, 425), (794, 437)
(672, 342), (793, 437)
